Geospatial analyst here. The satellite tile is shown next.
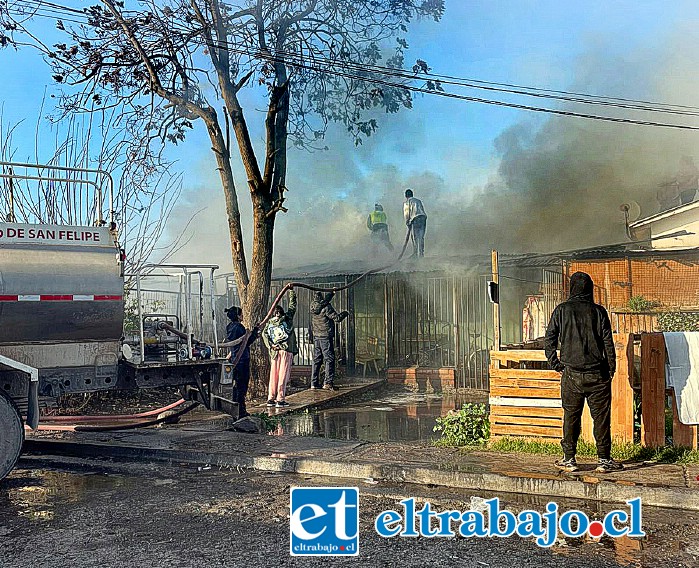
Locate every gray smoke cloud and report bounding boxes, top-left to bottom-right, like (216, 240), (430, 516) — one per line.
(164, 28), (699, 272)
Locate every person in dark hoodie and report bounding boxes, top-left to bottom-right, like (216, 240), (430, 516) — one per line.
(544, 272), (623, 473)
(309, 291), (349, 391)
(225, 306), (259, 419)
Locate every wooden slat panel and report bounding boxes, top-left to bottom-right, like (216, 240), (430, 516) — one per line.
(611, 333), (635, 443)
(490, 435), (562, 443)
(491, 386), (561, 399)
(489, 396), (562, 408)
(491, 415), (562, 427)
(491, 424), (562, 438)
(580, 334), (640, 444)
(641, 333), (666, 448)
(491, 406), (564, 419)
(490, 350), (549, 362)
(672, 390), (698, 449)
(581, 403), (594, 444)
(489, 368), (561, 380)
(491, 377), (562, 389)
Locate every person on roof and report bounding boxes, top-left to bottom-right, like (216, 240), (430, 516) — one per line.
(544, 271), (623, 474)
(367, 203), (394, 253)
(403, 189), (427, 258)
(309, 291), (348, 391)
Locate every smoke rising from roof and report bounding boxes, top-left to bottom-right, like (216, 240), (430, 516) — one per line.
(165, 30), (699, 272)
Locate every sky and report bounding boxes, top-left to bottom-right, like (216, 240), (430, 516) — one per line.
(2, 1), (699, 271)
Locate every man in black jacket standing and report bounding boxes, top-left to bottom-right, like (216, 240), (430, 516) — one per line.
(309, 291), (349, 391)
(544, 272), (623, 473)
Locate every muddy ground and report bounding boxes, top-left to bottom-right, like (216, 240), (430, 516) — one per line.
(1, 455), (698, 567)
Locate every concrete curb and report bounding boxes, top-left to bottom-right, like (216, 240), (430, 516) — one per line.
(23, 439), (699, 511)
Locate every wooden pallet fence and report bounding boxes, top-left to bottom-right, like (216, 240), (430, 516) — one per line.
(489, 334), (635, 444)
(489, 350), (563, 441)
(641, 333), (698, 449)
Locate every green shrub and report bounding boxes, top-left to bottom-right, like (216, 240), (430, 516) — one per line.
(627, 295), (657, 312)
(252, 412), (283, 432)
(433, 403), (490, 447)
(657, 312), (699, 332)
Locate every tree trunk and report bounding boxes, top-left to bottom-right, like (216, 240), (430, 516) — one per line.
(204, 111), (274, 396)
(204, 111), (249, 291)
(243, 199), (275, 396)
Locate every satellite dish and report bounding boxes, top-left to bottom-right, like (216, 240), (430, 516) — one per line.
(619, 201), (641, 223)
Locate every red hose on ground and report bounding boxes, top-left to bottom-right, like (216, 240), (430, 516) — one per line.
(40, 398), (186, 423)
(30, 402), (200, 432)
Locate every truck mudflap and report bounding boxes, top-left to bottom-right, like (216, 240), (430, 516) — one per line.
(0, 353), (40, 429)
(26, 380), (39, 430)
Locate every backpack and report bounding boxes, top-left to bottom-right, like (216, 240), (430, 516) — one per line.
(266, 320), (290, 348)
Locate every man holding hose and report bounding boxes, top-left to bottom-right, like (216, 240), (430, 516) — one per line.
(403, 189), (428, 258)
(309, 291), (349, 391)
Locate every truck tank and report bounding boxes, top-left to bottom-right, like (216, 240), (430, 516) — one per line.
(0, 164), (235, 483)
(0, 223), (124, 404)
(0, 223), (123, 344)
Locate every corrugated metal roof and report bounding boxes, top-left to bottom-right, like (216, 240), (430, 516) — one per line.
(272, 256), (486, 280)
(271, 245), (699, 281)
(271, 252), (563, 280)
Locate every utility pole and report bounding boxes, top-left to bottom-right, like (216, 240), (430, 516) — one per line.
(492, 249), (501, 352)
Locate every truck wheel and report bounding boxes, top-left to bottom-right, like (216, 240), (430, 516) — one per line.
(0, 389), (24, 481)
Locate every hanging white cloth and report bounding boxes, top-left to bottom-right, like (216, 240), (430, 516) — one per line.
(664, 332), (699, 425)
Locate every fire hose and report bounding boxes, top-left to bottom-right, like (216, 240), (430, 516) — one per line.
(36, 225), (415, 431)
(220, 225), (415, 369)
(40, 398), (186, 423)
(35, 400), (199, 432)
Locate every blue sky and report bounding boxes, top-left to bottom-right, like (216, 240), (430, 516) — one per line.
(2, 1), (699, 266)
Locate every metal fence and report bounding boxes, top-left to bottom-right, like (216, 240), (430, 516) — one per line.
(352, 273), (494, 390)
(130, 265), (565, 392)
(269, 279), (348, 366)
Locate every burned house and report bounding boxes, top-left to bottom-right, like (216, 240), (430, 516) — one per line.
(267, 255), (563, 392)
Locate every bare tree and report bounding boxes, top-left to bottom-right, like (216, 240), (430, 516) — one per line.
(1, 0), (444, 390)
(0, 108), (183, 274)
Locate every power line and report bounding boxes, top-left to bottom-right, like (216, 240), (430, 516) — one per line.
(10, 0), (91, 25)
(10, 1), (699, 129)
(23, 0), (699, 115)
(190, 34), (699, 117)
(220, 44), (699, 118)
(251, 50), (699, 130)
(16, 0), (86, 15)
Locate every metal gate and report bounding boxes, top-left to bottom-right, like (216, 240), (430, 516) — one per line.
(382, 274), (493, 391)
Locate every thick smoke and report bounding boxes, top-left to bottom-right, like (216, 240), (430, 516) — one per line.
(164, 30), (699, 271)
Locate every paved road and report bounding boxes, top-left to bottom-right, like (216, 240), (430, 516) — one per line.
(1, 456), (697, 567)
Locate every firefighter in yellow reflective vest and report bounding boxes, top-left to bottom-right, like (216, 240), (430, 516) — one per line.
(367, 203), (394, 253)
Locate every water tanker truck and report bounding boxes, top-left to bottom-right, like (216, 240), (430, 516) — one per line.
(0, 162), (237, 480)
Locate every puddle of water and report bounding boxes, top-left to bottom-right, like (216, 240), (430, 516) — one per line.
(2, 469), (128, 522)
(271, 391), (480, 442)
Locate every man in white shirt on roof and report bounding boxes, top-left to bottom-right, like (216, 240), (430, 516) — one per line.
(403, 188), (428, 258)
